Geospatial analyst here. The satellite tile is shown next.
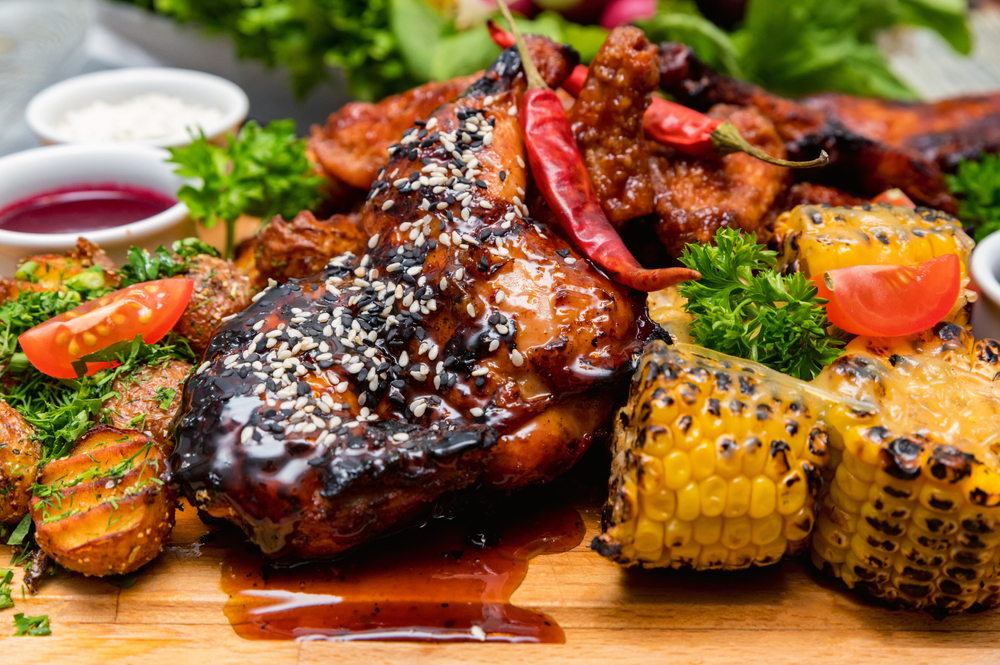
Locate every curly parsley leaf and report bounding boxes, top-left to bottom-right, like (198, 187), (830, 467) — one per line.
(167, 119), (324, 259)
(12, 613), (50, 637)
(678, 228), (843, 380)
(946, 153), (1000, 242)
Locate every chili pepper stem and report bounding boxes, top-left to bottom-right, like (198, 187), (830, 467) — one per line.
(711, 122), (829, 168)
(494, 0), (548, 91)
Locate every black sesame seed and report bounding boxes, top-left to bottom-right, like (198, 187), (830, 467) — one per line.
(475, 377), (486, 388)
(476, 179), (487, 189)
(408, 149), (419, 160)
(297, 381), (311, 396)
(499, 171), (506, 181)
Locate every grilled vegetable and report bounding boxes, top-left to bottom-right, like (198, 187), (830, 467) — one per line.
(0, 400), (40, 524)
(593, 341), (833, 570)
(810, 323), (1000, 614)
(30, 426), (175, 577)
(773, 204), (976, 327)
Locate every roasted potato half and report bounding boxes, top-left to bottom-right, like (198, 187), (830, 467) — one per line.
(172, 255), (254, 353)
(103, 359), (192, 449)
(0, 400), (41, 524)
(30, 426), (175, 576)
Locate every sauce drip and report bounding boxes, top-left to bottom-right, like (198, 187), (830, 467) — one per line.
(0, 184), (176, 234)
(220, 495), (585, 643)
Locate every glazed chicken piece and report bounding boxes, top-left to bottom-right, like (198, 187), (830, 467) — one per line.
(805, 92), (1000, 172)
(569, 26), (658, 227)
(253, 210), (366, 284)
(172, 37), (655, 559)
(650, 104), (790, 255)
(657, 42), (957, 212)
(309, 75), (479, 193)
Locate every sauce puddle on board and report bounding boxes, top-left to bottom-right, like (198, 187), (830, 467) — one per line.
(220, 495), (585, 643)
(0, 184), (176, 234)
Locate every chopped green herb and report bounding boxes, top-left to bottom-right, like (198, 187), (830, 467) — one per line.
(946, 153), (1000, 242)
(678, 228), (843, 381)
(154, 386), (177, 411)
(6, 514), (31, 547)
(167, 120), (324, 259)
(0, 568), (14, 610)
(12, 612), (50, 637)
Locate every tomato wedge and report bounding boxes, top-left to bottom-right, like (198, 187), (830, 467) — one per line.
(19, 279), (194, 379)
(871, 188), (916, 208)
(811, 254), (961, 338)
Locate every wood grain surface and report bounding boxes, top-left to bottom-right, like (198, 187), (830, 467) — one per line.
(2, 493), (1000, 665)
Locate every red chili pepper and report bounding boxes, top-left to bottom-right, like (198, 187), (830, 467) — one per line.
(487, 21), (827, 169)
(871, 188), (917, 208)
(493, 4), (699, 292)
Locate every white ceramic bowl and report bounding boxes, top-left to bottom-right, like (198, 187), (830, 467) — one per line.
(25, 67), (249, 148)
(0, 143), (195, 275)
(970, 230), (1000, 340)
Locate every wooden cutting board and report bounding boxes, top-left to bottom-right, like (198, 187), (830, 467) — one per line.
(2, 485), (1000, 665)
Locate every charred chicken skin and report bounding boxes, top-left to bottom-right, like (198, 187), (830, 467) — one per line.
(172, 37), (656, 559)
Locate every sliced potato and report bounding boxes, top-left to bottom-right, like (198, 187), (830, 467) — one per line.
(0, 400), (41, 524)
(30, 426), (175, 576)
(103, 359), (192, 449)
(172, 255), (254, 353)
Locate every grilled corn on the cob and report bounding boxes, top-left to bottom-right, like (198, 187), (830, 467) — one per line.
(772, 204), (976, 325)
(810, 323), (1000, 614)
(593, 341), (834, 570)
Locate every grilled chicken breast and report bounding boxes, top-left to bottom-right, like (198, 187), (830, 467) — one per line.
(172, 36), (656, 559)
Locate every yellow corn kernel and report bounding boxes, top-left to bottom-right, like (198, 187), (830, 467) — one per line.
(676, 482), (701, 521)
(670, 540), (701, 564)
(842, 449), (877, 483)
(699, 475), (727, 517)
(664, 518), (692, 548)
(634, 515), (665, 553)
(699, 543), (730, 569)
(637, 545), (664, 563)
(917, 485), (962, 513)
(648, 397), (678, 429)
(728, 545), (757, 568)
(776, 467), (808, 515)
(670, 416), (699, 452)
(693, 514), (723, 545)
(643, 427), (673, 457)
(714, 436), (742, 479)
(783, 505), (815, 542)
(662, 450), (692, 490)
(641, 488), (676, 522)
(828, 478), (863, 515)
(721, 515), (752, 549)
(751, 512), (784, 545)
(690, 441), (716, 480)
(835, 463), (870, 502)
(639, 455), (663, 493)
(724, 476), (752, 517)
(755, 536), (788, 564)
(749, 476), (776, 519)
(742, 436), (767, 477)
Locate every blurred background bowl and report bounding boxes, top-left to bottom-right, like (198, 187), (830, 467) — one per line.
(26, 67), (248, 147)
(971, 230), (1000, 341)
(0, 143), (194, 275)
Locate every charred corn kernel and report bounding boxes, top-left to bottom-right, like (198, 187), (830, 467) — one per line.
(773, 204), (975, 326)
(595, 341), (830, 570)
(810, 323), (1000, 613)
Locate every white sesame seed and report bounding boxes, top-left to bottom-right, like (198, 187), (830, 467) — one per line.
(241, 427), (254, 443)
(565, 257), (577, 265)
(253, 320), (266, 331)
(413, 403), (427, 418)
(455, 268), (465, 280)
(471, 367), (489, 377)
(496, 324), (509, 335)
(470, 407), (485, 417)
(467, 303), (476, 317)
(489, 340), (500, 352)
(382, 200), (395, 211)
(393, 432), (410, 442)
(399, 351), (409, 366)
(511, 349), (524, 367)
(368, 234), (380, 249)
(196, 361), (211, 374)
(407, 266), (422, 276)
(496, 291), (505, 303)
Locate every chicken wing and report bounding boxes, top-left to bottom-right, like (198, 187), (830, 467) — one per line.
(172, 37), (656, 559)
(569, 26), (658, 227)
(651, 104), (790, 255)
(309, 75), (480, 194)
(657, 42), (957, 212)
(804, 92), (1000, 172)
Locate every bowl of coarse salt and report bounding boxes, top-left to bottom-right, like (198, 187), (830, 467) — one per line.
(25, 67), (249, 148)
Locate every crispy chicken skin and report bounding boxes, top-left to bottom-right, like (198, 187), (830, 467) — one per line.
(173, 37), (656, 558)
(310, 76), (479, 192)
(805, 92), (1000, 172)
(103, 359), (192, 449)
(254, 210), (366, 283)
(173, 255), (254, 354)
(0, 400), (40, 525)
(651, 104), (789, 255)
(569, 26), (658, 227)
(657, 42), (957, 212)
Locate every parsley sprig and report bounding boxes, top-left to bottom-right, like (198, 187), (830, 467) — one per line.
(117, 238), (219, 288)
(12, 612), (50, 637)
(946, 153), (1000, 242)
(167, 120), (324, 259)
(678, 229), (843, 381)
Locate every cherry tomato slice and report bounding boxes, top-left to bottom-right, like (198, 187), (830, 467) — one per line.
(811, 254), (961, 338)
(19, 278), (194, 379)
(871, 188), (916, 208)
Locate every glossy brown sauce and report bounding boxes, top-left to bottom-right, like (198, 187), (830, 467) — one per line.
(220, 494), (585, 642)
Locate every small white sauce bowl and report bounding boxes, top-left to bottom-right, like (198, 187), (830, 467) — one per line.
(0, 143), (195, 276)
(970, 230), (1000, 340)
(25, 67), (249, 148)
